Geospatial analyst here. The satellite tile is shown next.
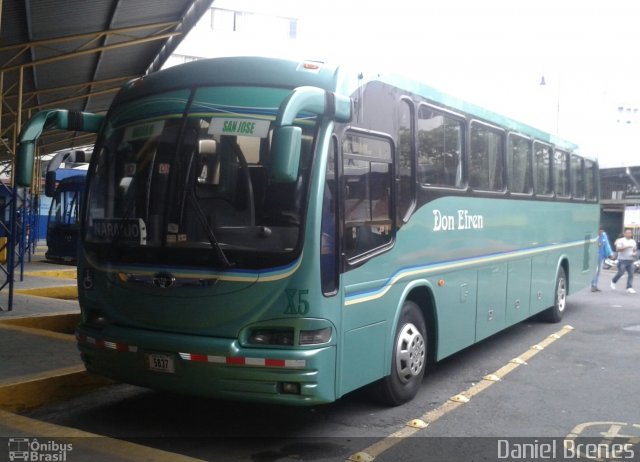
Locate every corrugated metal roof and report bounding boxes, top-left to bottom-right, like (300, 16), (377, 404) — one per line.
(0, 0), (214, 160)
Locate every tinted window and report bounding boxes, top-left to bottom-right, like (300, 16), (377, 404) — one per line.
(584, 159), (597, 200)
(321, 139), (338, 294)
(417, 106), (463, 187)
(397, 100), (414, 220)
(554, 150), (570, 197)
(571, 155), (585, 199)
(343, 133), (393, 260)
(534, 143), (553, 195)
(469, 123), (505, 191)
(508, 135), (532, 194)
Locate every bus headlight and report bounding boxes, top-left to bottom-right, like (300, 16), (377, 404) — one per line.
(299, 327), (332, 345)
(248, 329), (294, 346)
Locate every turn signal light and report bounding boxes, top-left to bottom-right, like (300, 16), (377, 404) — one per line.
(299, 327), (332, 345)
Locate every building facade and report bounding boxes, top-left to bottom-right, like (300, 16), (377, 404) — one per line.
(600, 165), (640, 242)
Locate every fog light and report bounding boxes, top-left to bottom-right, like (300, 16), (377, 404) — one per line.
(248, 329), (294, 346)
(87, 311), (110, 328)
(299, 327), (332, 345)
(280, 382), (300, 395)
(117, 272), (130, 283)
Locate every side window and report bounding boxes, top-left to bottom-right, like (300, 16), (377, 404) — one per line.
(417, 106), (463, 188)
(469, 123), (505, 191)
(343, 132), (393, 261)
(534, 142), (553, 196)
(508, 134), (532, 194)
(321, 138), (338, 295)
(554, 150), (571, 198)
(397, 99), (415, 221)
(584, 159), (597, 200)
(571, 155), (585, 199)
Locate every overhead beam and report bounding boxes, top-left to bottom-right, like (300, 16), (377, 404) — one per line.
(87, 0), (124, 113)
(28, 87), (121, 111)
(34, 132), (97, 152)
(1, 75), (135, 103)
(1, 31), (182, 74)
(0, 21), (180, 53)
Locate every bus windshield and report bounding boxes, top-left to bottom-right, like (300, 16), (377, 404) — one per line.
(84, 86), (316, 269)
(49, 183), (81, 226)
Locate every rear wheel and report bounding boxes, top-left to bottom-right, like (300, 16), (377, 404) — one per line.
(374, 300), (427, 406)
(540, 267), (567, 323)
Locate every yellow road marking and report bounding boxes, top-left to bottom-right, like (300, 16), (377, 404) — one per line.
(24, 269), (77, 279)
(0, 312), (80, 336)
(0, 408), (206, 462)
(0, 366), (113, 413)
(15, 285), (78, 300)
(347, 325), (574, 461)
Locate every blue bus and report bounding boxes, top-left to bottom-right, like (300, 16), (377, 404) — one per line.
(43, 149), (90, 262)
(45, 173), (85, 262)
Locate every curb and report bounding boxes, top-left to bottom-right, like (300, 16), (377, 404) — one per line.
(14, 286), (78, 300)
(0, 366), (113, 413)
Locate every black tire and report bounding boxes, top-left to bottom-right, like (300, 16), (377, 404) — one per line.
(540, 267), (567, 323)
(374, 300), (427, 406)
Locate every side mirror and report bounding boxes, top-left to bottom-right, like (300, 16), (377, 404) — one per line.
(45, 171), (57, 197)
(16, 142), (35, 188)
(269, 126), (301, 183)
(268, 86), (352, 184)
(16, 109), (104, 188)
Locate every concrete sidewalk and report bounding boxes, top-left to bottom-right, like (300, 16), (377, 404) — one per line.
(0, 247), (106, 414)
(0, 245), (79, 317)
(0, 249), (201, 461)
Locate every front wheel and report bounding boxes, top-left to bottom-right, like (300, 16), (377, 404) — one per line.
(373, 300), (427, 406)
(540, 267), (567, 323)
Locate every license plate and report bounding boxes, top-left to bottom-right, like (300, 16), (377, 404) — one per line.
(145, 353), (176, 373)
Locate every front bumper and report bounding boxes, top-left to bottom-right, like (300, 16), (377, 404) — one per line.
(76, 323), (337, 405)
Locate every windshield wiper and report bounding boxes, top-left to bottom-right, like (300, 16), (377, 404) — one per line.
(187, 189), (233, 269)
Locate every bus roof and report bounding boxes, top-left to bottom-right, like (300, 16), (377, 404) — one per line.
(114, 56), (343, 106)
(115, 56), (588, 159)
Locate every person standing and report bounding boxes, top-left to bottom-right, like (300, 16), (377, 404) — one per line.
(611, 228), (638, 294)
(591, 227), (613, 292)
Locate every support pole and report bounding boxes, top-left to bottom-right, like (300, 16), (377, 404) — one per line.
(16, 67), (25, 283)
(0, 71), (4, 136)
(6, 66), (25, 311)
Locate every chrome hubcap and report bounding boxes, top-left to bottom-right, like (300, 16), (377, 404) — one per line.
(395, 323), (425, 384)
(557, 277), (567, 312)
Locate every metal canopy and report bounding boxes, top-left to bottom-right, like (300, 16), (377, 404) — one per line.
(0, 0), (214, 163)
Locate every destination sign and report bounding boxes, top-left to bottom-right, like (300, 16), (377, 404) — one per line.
(208, 118), (270, 138)
(123, 121), (165, 142)
(91, 218), (147, 245)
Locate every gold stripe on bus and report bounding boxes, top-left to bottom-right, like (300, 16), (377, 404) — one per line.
(99, 255), (302, 284)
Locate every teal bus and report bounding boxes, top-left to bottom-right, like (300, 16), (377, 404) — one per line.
(16, 57), (599, 405)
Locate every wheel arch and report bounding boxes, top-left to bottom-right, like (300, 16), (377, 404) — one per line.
(396, 280), (438, 364)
